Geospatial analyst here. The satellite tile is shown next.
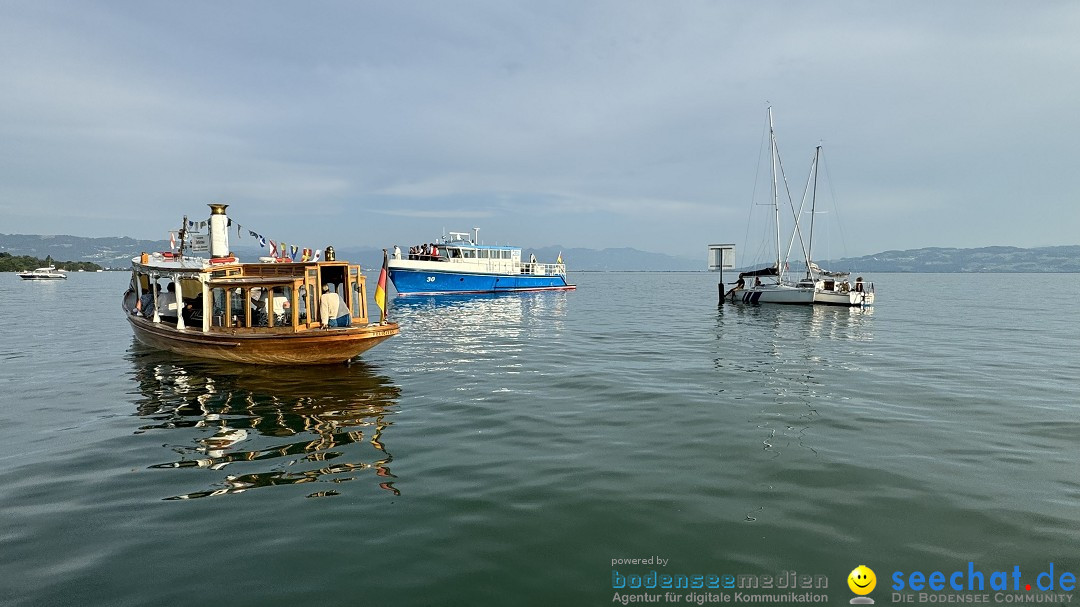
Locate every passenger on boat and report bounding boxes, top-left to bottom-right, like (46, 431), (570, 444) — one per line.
(271, 292), (291, 325)
(158, 283), (179, 319)
(855, 277), (864, 292)
(393, 245), (401, 260)
(136, 284), (160, 317)
(250, 287), (269, 326)
(724, 277), (745, 300)
(182, 293), (204, 324)
(320, 284), (350, 328)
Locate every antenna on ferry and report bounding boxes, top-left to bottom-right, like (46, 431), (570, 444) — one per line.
(178, 215), (188, 256)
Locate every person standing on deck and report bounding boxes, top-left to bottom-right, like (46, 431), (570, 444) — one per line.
(320, 284), (350, 328)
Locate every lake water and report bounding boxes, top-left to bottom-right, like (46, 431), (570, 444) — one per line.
(2, 271), (1078, 606)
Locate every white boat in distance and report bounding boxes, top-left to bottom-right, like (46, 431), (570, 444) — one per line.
(18, 266), (67, 280)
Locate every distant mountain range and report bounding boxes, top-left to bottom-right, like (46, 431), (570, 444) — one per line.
(2, 233), (1078, 272)
(822, 245), (1080, 273)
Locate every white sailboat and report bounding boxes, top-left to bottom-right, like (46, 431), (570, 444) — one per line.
(725, 107), (815, 305)
(798, 145), (876, 307)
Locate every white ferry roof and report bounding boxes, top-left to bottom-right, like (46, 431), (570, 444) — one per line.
(443, 243), (518, 251)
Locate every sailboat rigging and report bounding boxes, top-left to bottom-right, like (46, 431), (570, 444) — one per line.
(724, 108), (875, 307)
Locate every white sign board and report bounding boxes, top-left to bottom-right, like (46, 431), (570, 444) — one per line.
(707, 244), (735, 271)
(189, 234), (209, 252)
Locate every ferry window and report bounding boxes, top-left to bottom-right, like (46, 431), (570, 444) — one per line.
(352, 281), (362, 318)
(211, 288), (227, 327)
(297, 287), (308, 323)
(228, 288), (248, 327)
(502, 250), (511, 259)
(271, 286), (292, 326)
(462, 249), (475, 259)
(250, 287), (269, 327)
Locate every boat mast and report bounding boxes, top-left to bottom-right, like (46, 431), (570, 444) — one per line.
(806, 145), (821, 280)
(178, 215), (187, 256)
(768, 107), (782, 281)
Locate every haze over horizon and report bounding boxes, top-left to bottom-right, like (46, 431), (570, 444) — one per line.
(2, 2), (1077, 261)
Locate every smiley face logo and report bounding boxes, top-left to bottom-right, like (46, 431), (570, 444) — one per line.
(848, 565), (876, 595)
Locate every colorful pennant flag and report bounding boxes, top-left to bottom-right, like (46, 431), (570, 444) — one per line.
(375, 249), (389, 323)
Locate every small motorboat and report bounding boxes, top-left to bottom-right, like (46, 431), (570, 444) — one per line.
(18, 266), (67, 280)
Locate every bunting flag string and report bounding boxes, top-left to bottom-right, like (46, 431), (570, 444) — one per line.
(184, 215), (325, 262)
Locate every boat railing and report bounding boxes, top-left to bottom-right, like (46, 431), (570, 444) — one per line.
(521, 262), (565, 276)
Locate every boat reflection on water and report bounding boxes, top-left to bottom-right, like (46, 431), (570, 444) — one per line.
(388, 291), (570, 374)
(391, 290), (569, 335)
(712, 303), (875, 466)
(128, 343), (401, 500)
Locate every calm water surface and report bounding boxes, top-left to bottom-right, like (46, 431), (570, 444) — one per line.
(1, 271), (1078, 606)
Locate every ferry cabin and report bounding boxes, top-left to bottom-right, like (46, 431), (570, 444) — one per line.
(405, 232), (561, 273)
(129, 256), (371, 333)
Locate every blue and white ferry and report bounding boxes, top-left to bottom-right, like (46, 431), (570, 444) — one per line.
(388, 229), (575, 296)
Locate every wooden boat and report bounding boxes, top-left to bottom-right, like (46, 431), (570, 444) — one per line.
(121, 204), (399, 365)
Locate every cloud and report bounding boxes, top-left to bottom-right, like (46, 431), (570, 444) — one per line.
(2, 1), (1080, 257)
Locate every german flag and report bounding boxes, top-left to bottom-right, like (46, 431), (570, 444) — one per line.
(375, 249), (389, 323)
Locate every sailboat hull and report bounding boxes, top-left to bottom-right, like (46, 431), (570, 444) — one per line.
(814, 290), (875, 307)
(727, 284), (816, 305)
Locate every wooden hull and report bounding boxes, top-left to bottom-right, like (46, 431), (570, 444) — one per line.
(127, 316), (399, 365)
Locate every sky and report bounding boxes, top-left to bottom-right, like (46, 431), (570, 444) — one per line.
(2, 1), (1078, 261)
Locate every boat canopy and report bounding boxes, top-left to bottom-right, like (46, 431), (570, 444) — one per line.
(739, 266), (779, 278)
